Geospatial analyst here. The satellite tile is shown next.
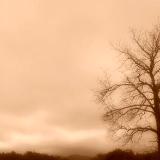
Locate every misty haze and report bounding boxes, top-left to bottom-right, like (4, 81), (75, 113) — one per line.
(0, 0), (160, 160)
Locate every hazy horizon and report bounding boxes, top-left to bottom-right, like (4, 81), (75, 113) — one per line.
(0, 0), (160, 156)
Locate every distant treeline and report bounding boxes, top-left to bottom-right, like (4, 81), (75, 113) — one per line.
(93, 149), (159, 160)
(0, 151), (67, 160)
(0, 149), (159, 160)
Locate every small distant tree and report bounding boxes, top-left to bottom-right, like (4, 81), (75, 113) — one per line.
(97, 24), (160, 156)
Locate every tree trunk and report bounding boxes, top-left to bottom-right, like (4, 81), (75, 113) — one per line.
(153, 87), (160, 158)
(157, 121), (160, 157)
(155, 112), (160, 159)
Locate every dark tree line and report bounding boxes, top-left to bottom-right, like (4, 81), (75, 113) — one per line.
(0, 150), (158, 160)
(0, 151), (67, 160)
(93, 150), (159, 160)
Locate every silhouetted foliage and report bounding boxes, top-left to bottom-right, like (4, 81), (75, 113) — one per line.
(93, 150), (134, 160)
(0, 150), (158, 160)
(0, 151), (67, 160)
(92, 149), (159, 160)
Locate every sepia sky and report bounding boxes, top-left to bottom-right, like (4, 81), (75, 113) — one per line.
(0, 0), (160, 156)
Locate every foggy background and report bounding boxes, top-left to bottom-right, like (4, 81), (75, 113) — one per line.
(0, 0), (159, 156)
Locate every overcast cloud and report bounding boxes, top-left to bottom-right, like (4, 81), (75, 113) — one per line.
(0, 0), (159, 156)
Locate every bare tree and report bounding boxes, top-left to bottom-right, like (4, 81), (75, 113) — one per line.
(97, 24), (160, 155)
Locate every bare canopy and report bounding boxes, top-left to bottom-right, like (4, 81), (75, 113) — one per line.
(97, 24), (160, 155)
